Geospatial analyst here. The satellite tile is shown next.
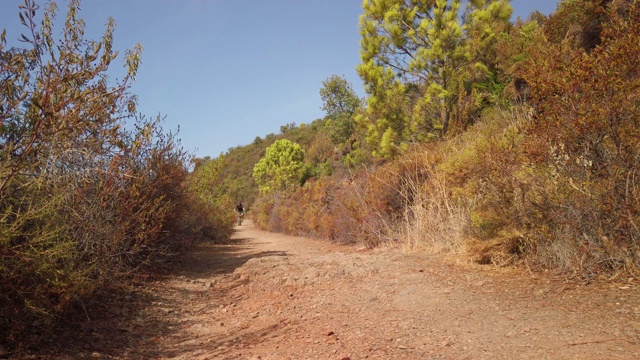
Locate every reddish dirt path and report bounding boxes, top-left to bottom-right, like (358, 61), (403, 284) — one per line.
(14, 220), (640, 359)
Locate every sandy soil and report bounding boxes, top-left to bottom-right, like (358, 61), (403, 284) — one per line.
(12, 220), (640, 359)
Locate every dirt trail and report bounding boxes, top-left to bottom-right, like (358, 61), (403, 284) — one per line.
(18, 220), (640, 359)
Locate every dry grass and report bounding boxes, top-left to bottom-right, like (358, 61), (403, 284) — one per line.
(395, 173), (469, 254)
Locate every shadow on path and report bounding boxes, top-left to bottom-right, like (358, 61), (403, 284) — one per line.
(14, 221), (287, 359)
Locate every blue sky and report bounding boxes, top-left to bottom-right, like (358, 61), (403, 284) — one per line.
(1, 0), (559, 158)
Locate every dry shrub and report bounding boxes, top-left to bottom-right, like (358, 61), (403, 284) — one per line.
(336, 168), (395, 246)
(511, 162), (639, 275)
(441, 66), (639, 276)
(0, 116), (198, 344)
(0, 122), (196, 344)
(251, 173), (384, 245)
(468, 231), (528, 267)
(350, 148), (472, 253)
(251, 195), (275, 230)
(0, 1), (232, 346)
(252, 149), (470, 252)
(520, 2), (640, 275)
(434, 97), (639, 273)
(434, 105), (538, 266)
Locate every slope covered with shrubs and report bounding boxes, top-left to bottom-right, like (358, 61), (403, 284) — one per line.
(238, 0), (640, 278)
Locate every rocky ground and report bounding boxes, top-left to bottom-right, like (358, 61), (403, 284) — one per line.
(9, 220), (640, 359)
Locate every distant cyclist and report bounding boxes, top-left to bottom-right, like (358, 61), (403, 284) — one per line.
(235, 202), (245, 225)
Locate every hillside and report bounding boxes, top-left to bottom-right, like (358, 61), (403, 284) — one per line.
(209, 0), (640, 278)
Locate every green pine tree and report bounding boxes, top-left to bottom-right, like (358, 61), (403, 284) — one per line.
(357, 0), (512, 158)
(253, 139), (305, 196)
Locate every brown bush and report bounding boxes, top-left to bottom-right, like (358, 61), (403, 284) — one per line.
(252, 175), (371, 244)
(520, 1), (640, 275)
(0, 1), (232, 346)
(252, 148), (470, 252)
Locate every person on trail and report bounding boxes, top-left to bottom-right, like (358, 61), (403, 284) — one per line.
(235, 202), (245, 225)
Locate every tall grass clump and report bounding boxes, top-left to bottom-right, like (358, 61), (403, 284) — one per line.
(438, 106), (534, 265)
(390, 152), (470, 254)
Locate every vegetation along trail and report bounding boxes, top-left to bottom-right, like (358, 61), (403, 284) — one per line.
(20, 220), (640, 359)
(4, 1), (640, 359)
